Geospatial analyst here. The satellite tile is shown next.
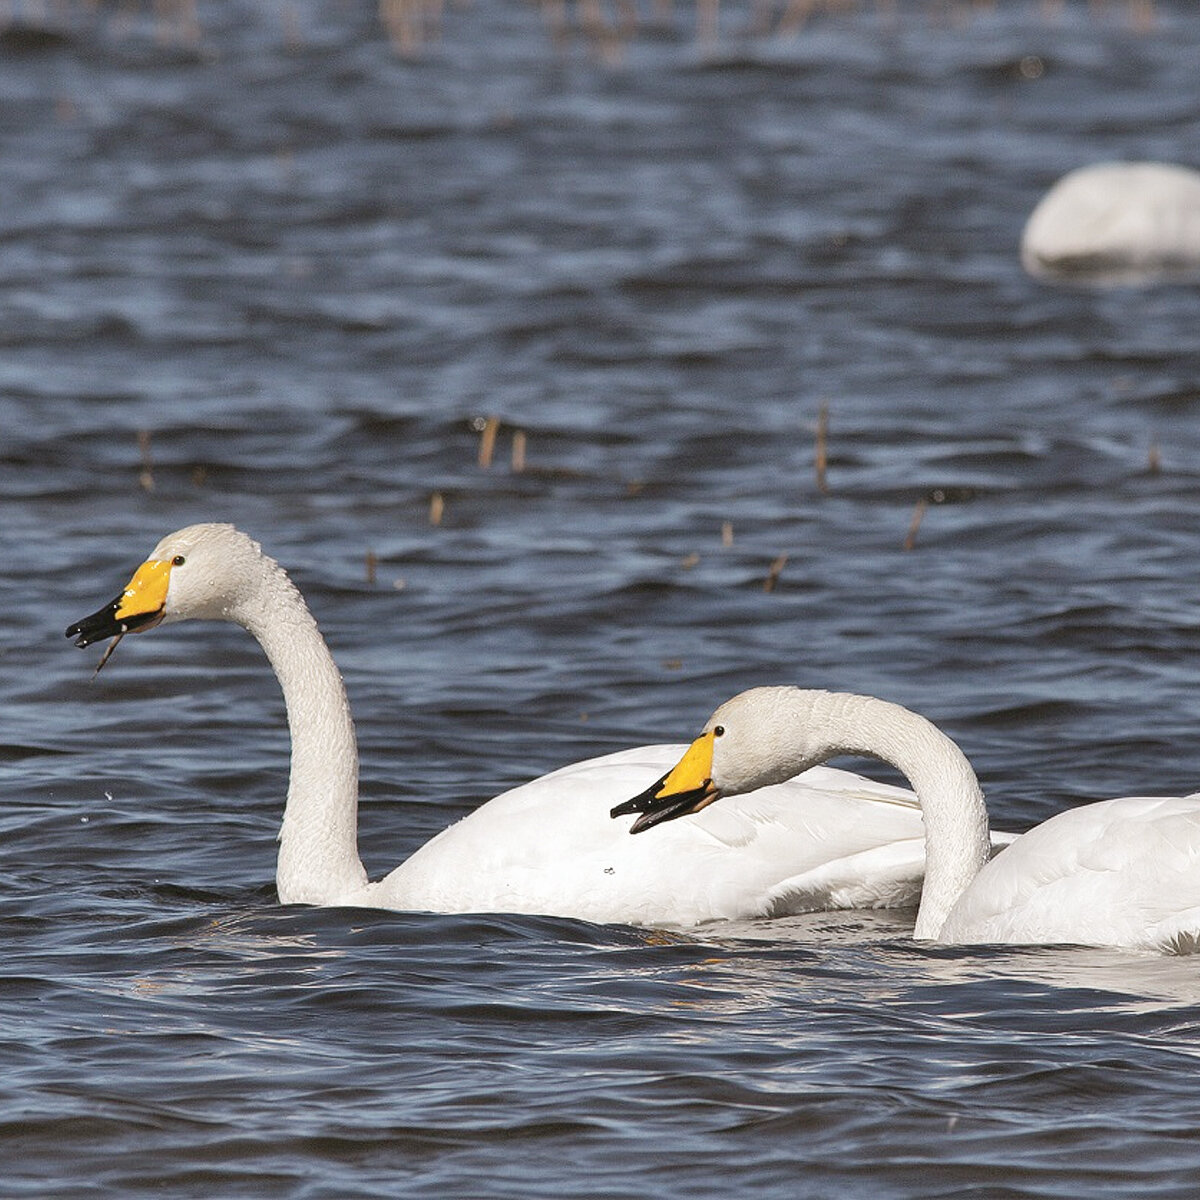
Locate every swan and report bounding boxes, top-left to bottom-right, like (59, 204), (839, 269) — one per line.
(1021, 162), (1200, 280)
(66, 523), (1010, 926)
(613, 686), (1200, 951)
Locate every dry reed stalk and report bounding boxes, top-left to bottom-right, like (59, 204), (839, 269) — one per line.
(1128, 0), (1155, 31)
(365, 550), (378, 585)
(93, 632), (124, 678)
(539, 0), (570, 52)
(429, 491), (445, 525)
(511, 430), (527, 473)
(681, 552), (700, 569)
(1148, 439), (1161, 474)
(137, 430), (154, 492)
(281, 2), (303, 50)
(477, 416), (500, 468)
(178, 0), (198, 45)
(763, 553), (788, 592)
(153, 0), (196, 47)
(696, 0), (718, 45)
(721, 520), (733, 547)
(748, 0), (774, 36)
(381, 0), (440, 56)
(815, 402), (829, 494)
(903, 498), (927, 551)
(779, 0), (819, 36)
(152, 0), (168, 43)
(578, 0), (637, 65)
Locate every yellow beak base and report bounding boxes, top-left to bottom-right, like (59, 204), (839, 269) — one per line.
(114, 559), (173, 622)
(66, 558), (173, 650)
(610, 730), (720, 834)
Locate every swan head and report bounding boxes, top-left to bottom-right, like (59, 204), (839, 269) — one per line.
(66, 523), (269, 656)
(612, 686), (831, 833)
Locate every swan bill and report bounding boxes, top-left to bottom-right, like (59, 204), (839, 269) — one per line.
(65, 559), (172, 649)
(610, 729), (721, 834)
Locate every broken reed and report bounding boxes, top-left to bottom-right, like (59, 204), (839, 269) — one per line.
(137, 429), (154, 492)
(815, 402), (829, 495)
(475, 417), (528, 472)
(476, 416), (500, 469)
(903, 498), (926, 551)
(763, 552), (787, 592)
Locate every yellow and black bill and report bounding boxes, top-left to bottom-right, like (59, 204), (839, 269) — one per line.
(610, 729), (721, 834)
(65, 559), (172, 649)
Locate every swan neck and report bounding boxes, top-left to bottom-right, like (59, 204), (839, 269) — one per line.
(236, 561), (367, 904)
(805, 692), (990, 940)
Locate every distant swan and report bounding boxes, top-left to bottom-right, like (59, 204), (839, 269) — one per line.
(66, 523), (1009, 926)
(1021, 162), (1200, 280)
(614, 686), (1200, 951)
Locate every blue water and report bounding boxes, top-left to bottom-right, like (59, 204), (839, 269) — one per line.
(4, 1), (1200, 1195)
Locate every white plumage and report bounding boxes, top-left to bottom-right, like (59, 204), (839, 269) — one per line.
(938, 794), (1200, 951)
(1021, 161), (1200, 280)
(638, 686), (1200, 952)
(67, 523), (1008, 927)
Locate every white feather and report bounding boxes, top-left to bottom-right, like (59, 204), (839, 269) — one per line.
(73, 524), (1014, 928)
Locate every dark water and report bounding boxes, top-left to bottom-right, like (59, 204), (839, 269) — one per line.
(5, 1), (1200, 1195)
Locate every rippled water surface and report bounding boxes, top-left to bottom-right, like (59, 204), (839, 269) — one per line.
(5, 1), (1200, 1195)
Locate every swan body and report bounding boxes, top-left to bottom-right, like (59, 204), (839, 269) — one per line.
(622, 687), (1200, 952)
(66, 523), (1002, 927)
(1021, 162), (1200, 280)
(937, 795), (1200, 951)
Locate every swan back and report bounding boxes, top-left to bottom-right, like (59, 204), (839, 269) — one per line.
(939, 795), (1200, 950)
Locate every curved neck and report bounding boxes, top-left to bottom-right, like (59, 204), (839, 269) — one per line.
(233, 560), (368, 904)
(797, 692), (991, 939)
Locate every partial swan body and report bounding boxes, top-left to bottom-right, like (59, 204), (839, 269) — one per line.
(66, 524), (1008, 927)
(617, 687), (1200, 952)
(1021, 162), (1200, 282)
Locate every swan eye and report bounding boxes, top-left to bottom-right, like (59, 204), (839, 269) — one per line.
(713, 725), (725, 738)
(172, 555), (186, 567)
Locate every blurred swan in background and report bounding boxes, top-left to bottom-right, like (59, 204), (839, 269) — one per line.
(1021, 162), (1200, 282)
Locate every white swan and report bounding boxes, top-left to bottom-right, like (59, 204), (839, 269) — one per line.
(1021, 162), (1200, 280)
(66, 523), (1009, 926)
(615, 686), (1200, 951)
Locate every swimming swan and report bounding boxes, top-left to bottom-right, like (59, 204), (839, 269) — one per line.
(1021, 162), (1200, 281)
(66, 523), (1007, 926)
(614, 686), (1200, 951)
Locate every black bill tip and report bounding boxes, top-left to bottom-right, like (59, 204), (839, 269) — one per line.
(610, 774), (718, 834)
(66, 595), (162, 649)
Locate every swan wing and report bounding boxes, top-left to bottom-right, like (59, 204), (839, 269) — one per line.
(938, 795), (1200, 951)
(367, 747), (943, 926)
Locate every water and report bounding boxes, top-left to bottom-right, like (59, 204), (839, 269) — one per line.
(4, 0), (1200, 1194)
